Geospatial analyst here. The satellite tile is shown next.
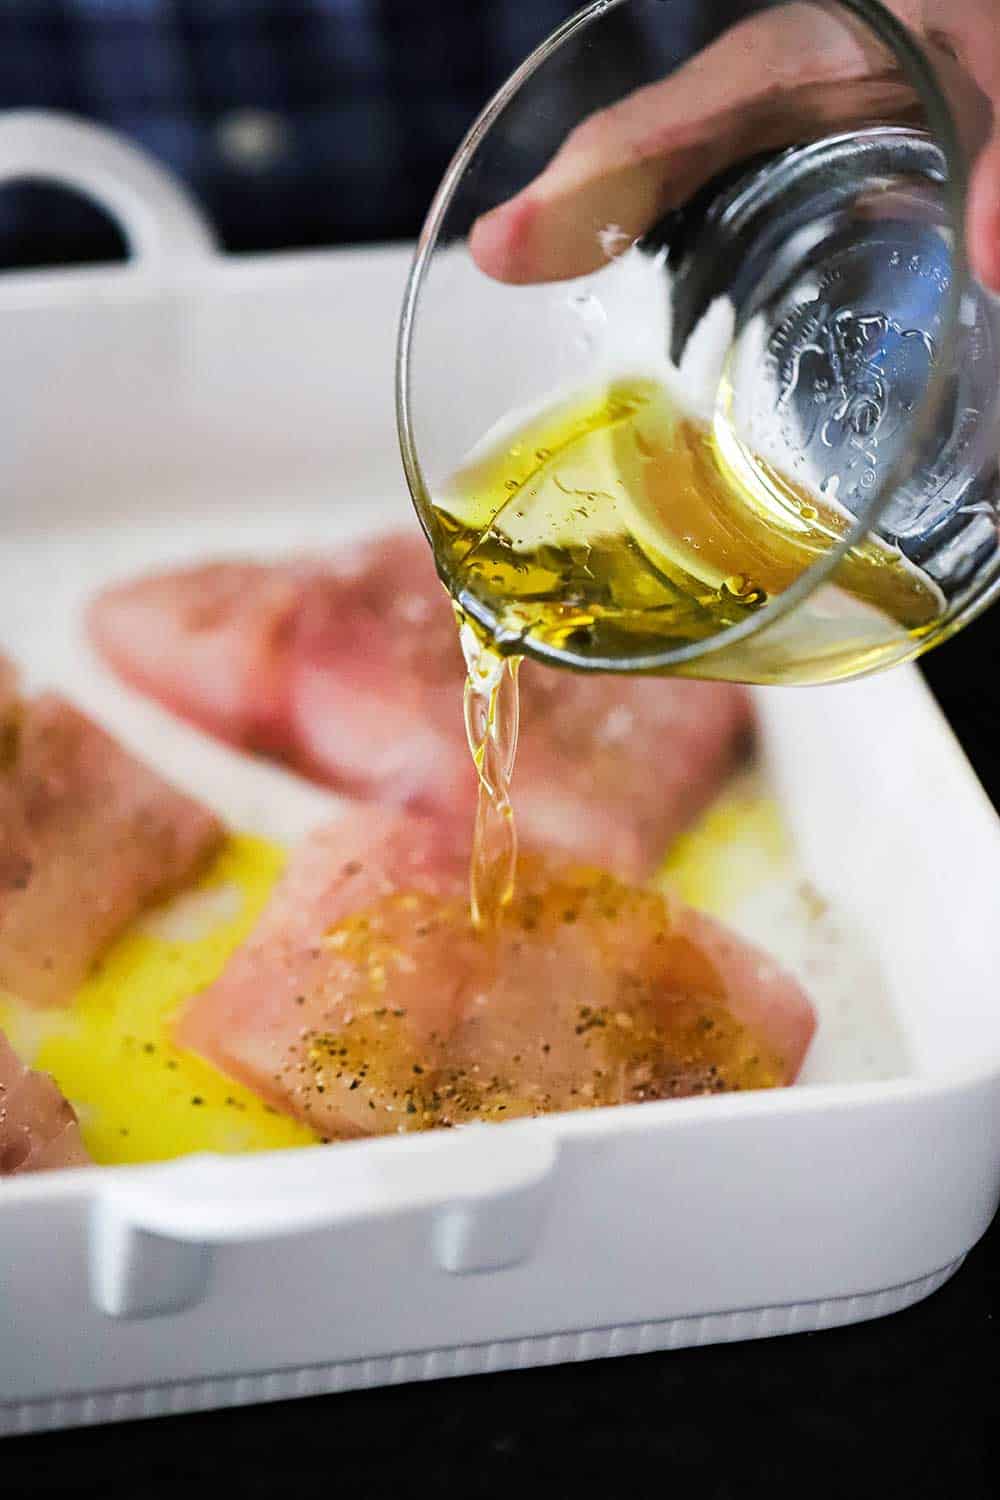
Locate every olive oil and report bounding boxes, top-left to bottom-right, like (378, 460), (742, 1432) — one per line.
(459, 617), (520, 929)
(432, 377), (946, 685)
(0, 836), (318, 1164)
(444, 376), (949, 921)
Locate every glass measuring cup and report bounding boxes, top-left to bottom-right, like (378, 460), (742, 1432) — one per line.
(397, 0), (1000, 685)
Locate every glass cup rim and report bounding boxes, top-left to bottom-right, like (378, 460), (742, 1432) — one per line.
(396, 0), (969, 675)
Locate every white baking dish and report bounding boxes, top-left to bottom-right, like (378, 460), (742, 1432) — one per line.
(2, 115), (1000, 1438)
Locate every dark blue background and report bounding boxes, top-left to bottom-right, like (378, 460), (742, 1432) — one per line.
(0, 0), (622, 261)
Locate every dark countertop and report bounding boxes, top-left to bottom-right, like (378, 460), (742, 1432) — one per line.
(8, 612), (998, 1497)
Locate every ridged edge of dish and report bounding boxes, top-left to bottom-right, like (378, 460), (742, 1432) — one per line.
(1, 1258), (963, 1439)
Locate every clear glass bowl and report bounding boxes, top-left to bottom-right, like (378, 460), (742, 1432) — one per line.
(398, 0), (1000, 684)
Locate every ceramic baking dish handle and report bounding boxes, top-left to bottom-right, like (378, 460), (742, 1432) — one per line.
(0, 109), (216, 263)
(91, 1125), (561, 1317)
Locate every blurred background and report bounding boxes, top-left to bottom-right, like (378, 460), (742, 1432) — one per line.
(0, 0), (599, 266)
(0, 0), (762, 268)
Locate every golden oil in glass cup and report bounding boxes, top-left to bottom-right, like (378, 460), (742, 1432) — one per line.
(398, 3), (1000, 688)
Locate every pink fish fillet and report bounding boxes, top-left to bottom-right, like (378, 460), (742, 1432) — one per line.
(86, 561), (306, 754)
(0, 1027), (90, 1174)
(89, 532), (754, 878)
(175, 808), (816, 1140)
(0, 663), (223, 1005)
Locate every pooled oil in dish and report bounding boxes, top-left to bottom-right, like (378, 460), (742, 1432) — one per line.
(0, 789), (793, 1164)
(432, 377), (944, 684)
(0, 837), (318, 1164)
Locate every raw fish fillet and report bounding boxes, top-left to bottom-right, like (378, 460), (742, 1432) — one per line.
(89, 533), (753, 878)
(0, 658), (223, 1005)
(176, 808), (816, 1139)
(0, 1027), (90, 1174)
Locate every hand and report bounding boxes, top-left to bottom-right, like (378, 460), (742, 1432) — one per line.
(470, 1), (1000, 291)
